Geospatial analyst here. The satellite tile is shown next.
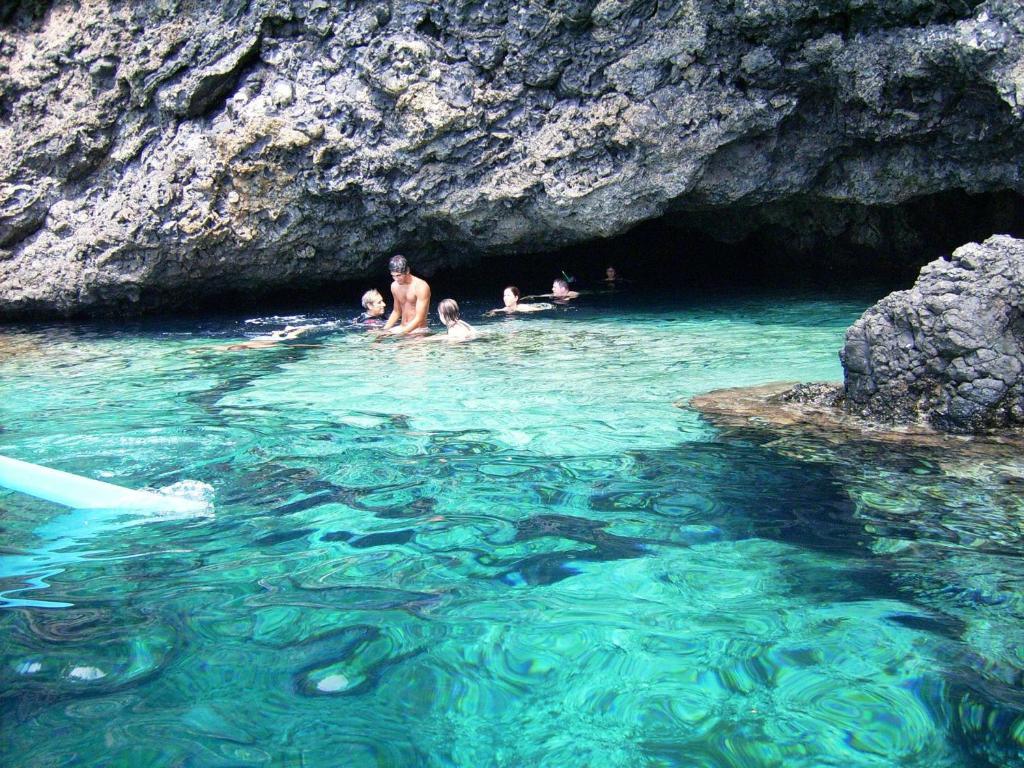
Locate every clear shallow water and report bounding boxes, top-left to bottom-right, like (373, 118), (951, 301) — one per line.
(1, 291), (1023, 766)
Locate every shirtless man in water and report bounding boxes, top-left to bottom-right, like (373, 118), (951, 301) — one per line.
(382, 254), (431, 335)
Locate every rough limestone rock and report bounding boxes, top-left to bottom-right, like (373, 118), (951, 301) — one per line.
(2, 0), (1024, 316)
(841, 234), (1024, 432)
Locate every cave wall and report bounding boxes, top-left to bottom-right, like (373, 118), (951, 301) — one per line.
(0, 0), (1022, 317)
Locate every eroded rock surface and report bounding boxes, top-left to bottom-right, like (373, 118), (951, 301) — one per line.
(841, 234), (1024, 432)
(2, 0), (1024, 316)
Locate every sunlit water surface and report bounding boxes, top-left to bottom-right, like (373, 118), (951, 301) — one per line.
(2, 291), (1023, 766)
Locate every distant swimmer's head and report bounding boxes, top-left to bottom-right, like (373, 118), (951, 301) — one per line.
(438, 298), (462, 327)
(388, 254), (410, 284)
(605, 266), (618, 281)
(552, 278), (570, 297)
(361, 289), (386, 317)
(503, 286), (520, 308)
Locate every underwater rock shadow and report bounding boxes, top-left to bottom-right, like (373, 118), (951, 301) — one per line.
(629, 433), (1024, 766)
(486, 513), (650, 587)
(481, 440), (888, 594)
(0, 602), (189, 725)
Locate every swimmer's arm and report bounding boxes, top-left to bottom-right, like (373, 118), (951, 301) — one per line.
(281, 324), (316, 339)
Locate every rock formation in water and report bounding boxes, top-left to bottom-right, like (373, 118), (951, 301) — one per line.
(1, 0), (1024, 317)
(841, 234), (1024, 432)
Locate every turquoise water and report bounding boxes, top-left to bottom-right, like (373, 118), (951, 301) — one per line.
(2, 291), (1023, 766)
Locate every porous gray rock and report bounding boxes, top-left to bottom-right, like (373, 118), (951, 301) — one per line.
(2, 0), (1024, 317)
(841, 234), (1024, 432)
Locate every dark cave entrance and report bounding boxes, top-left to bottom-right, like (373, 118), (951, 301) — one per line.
(430, 189), (1024, 300)
(187, 189), (1024, 318)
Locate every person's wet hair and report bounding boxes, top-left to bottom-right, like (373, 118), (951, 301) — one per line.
(388, 254), (409, 274)
(505, 286), (520, 299)
(438, 298), (461, 325)
(553, 278), (569, 291)
(361, 289), (382, 309)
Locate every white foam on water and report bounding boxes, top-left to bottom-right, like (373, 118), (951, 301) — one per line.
(157, 480), (215, 510)
(316, 674), (350, 692)
(68, 666), (106, 681)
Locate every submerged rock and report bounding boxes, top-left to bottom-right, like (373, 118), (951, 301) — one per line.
(841, 235), (1024, 432)
(688, 381), (1024, 448)
(2, 1), (1024, 317)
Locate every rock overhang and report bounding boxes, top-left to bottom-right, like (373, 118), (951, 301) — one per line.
(1, 0), (1023, 318)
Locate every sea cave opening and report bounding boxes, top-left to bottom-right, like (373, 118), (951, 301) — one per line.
(179, 188), (1024, 319)
(428, 188), (1024, 302)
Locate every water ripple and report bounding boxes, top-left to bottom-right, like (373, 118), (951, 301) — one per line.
(3, 297), (1023, 766)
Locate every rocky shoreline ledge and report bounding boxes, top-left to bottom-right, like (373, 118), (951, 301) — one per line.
(686, 234), (1024, 448)
(686, 381), (1024, 457)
